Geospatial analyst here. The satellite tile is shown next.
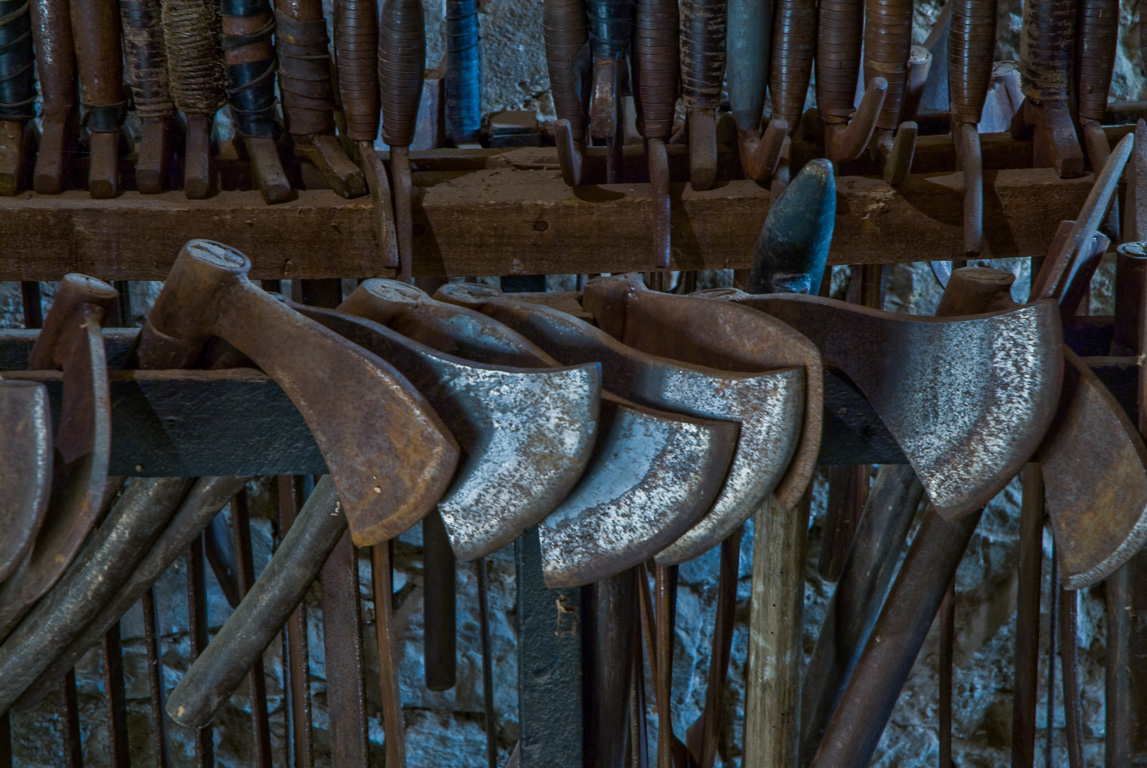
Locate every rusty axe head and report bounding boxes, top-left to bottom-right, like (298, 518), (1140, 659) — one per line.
(0, 378), (52, 584)
(136, 240), (460, 545)
(436, 282), (804, 565)
(294, 302), (601, 561)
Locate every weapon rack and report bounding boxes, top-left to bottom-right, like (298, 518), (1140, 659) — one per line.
(0, 123), (1140, 766)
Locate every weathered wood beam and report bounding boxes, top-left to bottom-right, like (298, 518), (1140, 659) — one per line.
(0, 151), (1097, 279)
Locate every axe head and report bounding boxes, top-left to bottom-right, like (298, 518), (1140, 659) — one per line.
(733, 294), (1063, 519)
(297, 304), (601, 561)
(1041, 348), (1147, 588)
(140, 240), (460, 546)
(748, 157), (835, 295)
(0, 380), (53, 583)
(438, 282), (807, 564)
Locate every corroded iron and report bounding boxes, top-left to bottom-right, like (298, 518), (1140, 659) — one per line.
(120, 0), (173, 192)
(29, 0), (77, 194)
(136, 240), (458, 546)
(817, 0), (887, 164)
(544, 0), (588, 185)
(297, 302), (600, 561)
(437, 282), (806, 568)
(71, 0), (126, 198)
(0, 275), (117, 640)
(746, 157), (833, 295)
(770, 0), (815, 129)
(0, 377), (52, 584)
(0, 0), (35, 194)
(681, 0), (725, 189)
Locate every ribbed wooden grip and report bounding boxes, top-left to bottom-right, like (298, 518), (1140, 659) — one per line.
(378, 0), (425, 147)
(948, 0), (995, 123)
(1019, 0), (1075, 103)
(0, 0), (35, 121)
(769, 0), (816, 125)
(544, 0), (588, 143)
(28, 0), (70, 120)
(864, 0), (912, 130)
(587, 0), (633, 60)
(275, 0), (335, 136)
(221, 0), (277, 138)
(816, 0), (863, 122)
(632, 0), (677, 138)
(680, 0), (725, 111)
(1076, 0), (1117, 121)
(121, 0), (174, 121)
(334, 0), (378, 141)
(70, 0), (126, 130)
(160, 0), (225, 116)
(445, 0), (480, 143)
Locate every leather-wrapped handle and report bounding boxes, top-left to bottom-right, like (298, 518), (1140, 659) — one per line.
(632, 0), (677, 139)
(378, 0), (424, 147)
(161, 0), (225, 116)
(121, 0), (174, 121)
(816, 0), (863, 122)
(769, 0), (816, 125)
(544, 0), (588, 143)
(71, 0), (125, 131)
(0, 0), (35, 121)
(948, 0), (996, 124)
(1019, 0), (1075, 105)
(274, 0), (335, 137)
(1076, 0), (1117, 122)
(334, 0), (378, 141)
(864, 0), (913, 131)
(445, 0), (480, 143)
(221, 0), (277, 138)
(681, 0), (725, 112)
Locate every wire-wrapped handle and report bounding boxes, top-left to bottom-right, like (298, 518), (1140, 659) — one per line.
(275, 0), (335, 137)
(681, 0), (725, 112)
(221, 0), (277, 138)
(161, 0), (225, 116)
(587, 0), (632, 60)
(378, 0), (425, 147)
(769, 0), (816, 125)
(121, 0), (174, 121)
(864, 0), (912, 131)
(816, 0), (863, 123)
(334, 0), (378, 141)
(632, 0), (677, 139)
(71, 0), (126, 131)
(1019, 0), (1075, 105)
(446, 0), (480, 143)
(0, 0), (35, 121)
(29, 0), (72, 121)
(948, 0), (995, 124)
(544, 0), (588, 143)
(1076, 0), (1116, 122)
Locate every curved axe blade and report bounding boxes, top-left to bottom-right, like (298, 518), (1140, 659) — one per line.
(732, 294), (1063, 519)
(296, 304), (600, 561)
(0, 379), (53, 583)
(0, 275), (118, 640)
(344, 280), (739, 583)
(438, 283), (806, 565)
(135, 240), (459, 545)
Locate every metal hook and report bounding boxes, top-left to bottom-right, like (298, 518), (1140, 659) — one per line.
(823, 78), (887, 164)
(738, 118), (788, 182)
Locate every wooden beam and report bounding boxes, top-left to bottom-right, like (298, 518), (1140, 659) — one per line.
(0, 152), (1095, 279)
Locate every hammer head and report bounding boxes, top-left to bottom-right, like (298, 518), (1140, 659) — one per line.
(140, 240), (460, 546)
(0, 380), (53, 583)
(733, 294), (1063, 519)
(296, 304), (601, 561)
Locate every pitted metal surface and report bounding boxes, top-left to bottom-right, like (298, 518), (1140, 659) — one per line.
(0, 379), (52, 583)
(736, 294), (1063, 519)
(437, 282), (805, 564)
(538, 399), (737, 587)
(1041, 348), (1147, 589)
(297, 305), (600, 562)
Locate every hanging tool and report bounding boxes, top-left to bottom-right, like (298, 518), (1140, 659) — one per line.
(121, 0), (175, 192)
(276, 0), (365, 197)
(586, 0), (633, 183)
(948, 0), (996, 256)
(221, 0), (291, 202)
(0, 276), (117, 641)
(333, 0), (399, 266)
(71, 0), (127, 197)
(0, 0), (34, 194)
(1076, 0), (1119, 233)
(0, 377), (51, 584)
(161, 0), (225, 198)
(445, 0), (481, 145)
(630, 0), (677, 267)
(379, 0), (426, 280)
(864, 0), (918, 184)
(764, 0), (815, 182)
(544, 0), (589, 186)
(681, 0), (725, 189)
(728, 0), (787, 181)
(816, 0), (886, 165)
(29, 0), (77, 193)
(1014, 0), (1085, 177)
